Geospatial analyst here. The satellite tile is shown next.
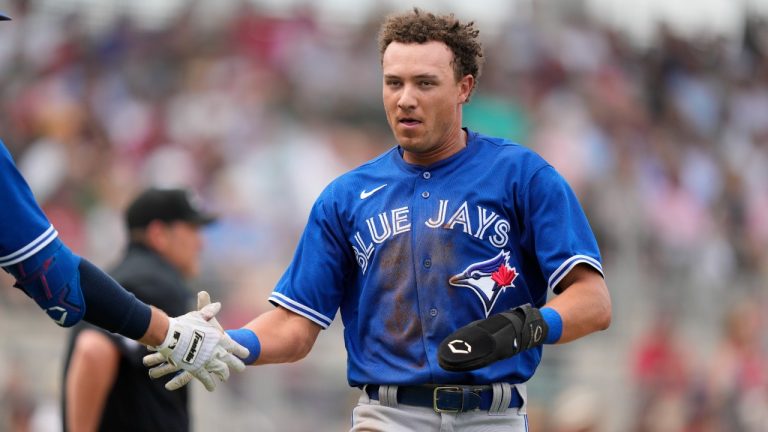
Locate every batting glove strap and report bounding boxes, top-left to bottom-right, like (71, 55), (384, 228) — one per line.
(437, 304), (548, 372)
(156, 317), (210, 371)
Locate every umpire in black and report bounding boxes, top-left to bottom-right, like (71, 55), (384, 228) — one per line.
(62, 188), (216, 432)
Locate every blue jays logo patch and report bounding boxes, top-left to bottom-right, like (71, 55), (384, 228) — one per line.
(449, 250), (519, 317)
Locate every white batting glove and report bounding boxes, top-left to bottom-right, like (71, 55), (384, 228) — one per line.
(196, 291), (223, 329)
(142, 294), (249, 391)
(147, 291), (244, 391)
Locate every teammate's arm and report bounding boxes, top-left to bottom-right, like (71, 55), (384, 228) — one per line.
(7, 242), (247, 390)
(66, 329), (120, 432)
(3, 239), (169, 344)
(141, 306), (171, 346)
(545, 264), (611, 343)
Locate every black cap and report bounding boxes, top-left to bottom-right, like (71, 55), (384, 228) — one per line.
(0, 12), (11, 21)
(126, 188), (217, 230)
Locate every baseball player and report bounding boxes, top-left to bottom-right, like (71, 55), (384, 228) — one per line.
(1, 9), (247, 391)
(164, 8), (611, 431)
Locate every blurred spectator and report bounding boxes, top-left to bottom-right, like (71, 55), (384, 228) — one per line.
(550, 386), (602, 432)
(705, 299), (768, 431)
(0, 361), (35, 432)
(630, 315), (695, 432)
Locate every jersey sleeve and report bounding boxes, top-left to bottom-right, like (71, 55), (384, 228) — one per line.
(0, 141), (57, 267)
(522, 165), (603, 293)
(269, 194), (350, 329)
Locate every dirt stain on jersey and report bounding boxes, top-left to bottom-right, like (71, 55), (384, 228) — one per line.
(426, 236), (459, 298)
(377, 239), (425, 368)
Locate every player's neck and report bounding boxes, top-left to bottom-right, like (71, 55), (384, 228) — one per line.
(403, 128), (467, 166)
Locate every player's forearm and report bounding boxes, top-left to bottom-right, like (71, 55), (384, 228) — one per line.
(77, 258), (154, 338)
(546, 267), (611, 343)
(138, 306), (170, 346)
(241, 307), (321, 365)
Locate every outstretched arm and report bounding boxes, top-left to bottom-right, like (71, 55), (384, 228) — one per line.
(1, 138), (161, 339)
(1, 140), (247, 390)
(5, 241), (173, 345)
(242, 306), (322, 365)
(213, 306), (322, 367)
(141, 307), (171, 346)
(145, 297), (318, 391)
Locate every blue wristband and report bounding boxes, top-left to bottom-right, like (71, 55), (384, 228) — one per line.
(540, 307), (563, 344)
(226, 328), (261, 364)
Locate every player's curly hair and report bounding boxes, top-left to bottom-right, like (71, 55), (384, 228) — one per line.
(378, 8), (484, 100)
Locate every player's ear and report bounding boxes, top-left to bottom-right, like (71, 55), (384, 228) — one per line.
(458, 74), (474, 104)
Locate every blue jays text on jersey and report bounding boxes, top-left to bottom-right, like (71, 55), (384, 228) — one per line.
(352, 199), (513, 274)
(269, 129), (603, 388)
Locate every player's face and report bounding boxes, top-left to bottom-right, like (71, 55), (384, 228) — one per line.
(382, 41), (473, 165)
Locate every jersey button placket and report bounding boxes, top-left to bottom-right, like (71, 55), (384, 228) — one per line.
(420, 171), (431, 199)
(415, 171), (435, 335)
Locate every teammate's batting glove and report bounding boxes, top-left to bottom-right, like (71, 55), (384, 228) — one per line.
(438, 304), (548, 372)
(146, 291), (249, 391)
(142, 295), (249, 391)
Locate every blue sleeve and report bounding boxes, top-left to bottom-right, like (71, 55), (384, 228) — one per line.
(78, 258), (152, 339)
(0, 140), (57, 266)
(522, 166), (603, 293)
(269, 195), (348, 329)
(5, 238), (152, 337)
(1, 140), (152, 337)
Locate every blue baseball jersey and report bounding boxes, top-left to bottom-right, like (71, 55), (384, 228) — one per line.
(270, 129), (603, 387)
(0, 140), (58, 267)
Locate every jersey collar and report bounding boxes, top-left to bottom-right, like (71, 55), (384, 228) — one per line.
(393, 128), (480, 174)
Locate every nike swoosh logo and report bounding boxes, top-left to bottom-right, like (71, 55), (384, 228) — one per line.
(360, 184), (387, 199)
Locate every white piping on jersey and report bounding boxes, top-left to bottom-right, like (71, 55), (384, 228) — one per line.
(269, 292), (332, 329)
(359, 184), (387, 200)
(547, 254), (603, 292)
(0, 225), (58, 267)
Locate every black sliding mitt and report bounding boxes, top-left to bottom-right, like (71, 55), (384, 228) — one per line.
(438, 304), (548, 372)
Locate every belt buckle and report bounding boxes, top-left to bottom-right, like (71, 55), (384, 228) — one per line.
(433, 386), (462, 413)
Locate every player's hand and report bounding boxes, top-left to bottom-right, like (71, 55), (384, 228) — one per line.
(142, 292), (249, 391)
(146, 291), (248, 391)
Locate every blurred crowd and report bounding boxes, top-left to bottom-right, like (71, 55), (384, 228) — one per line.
(1, 0), (768, 431)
